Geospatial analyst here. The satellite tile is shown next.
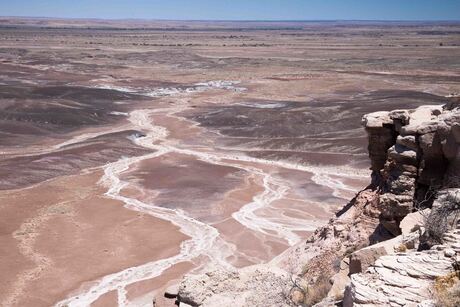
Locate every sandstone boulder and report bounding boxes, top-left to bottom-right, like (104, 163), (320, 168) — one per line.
(177, 266), (290, 307)
(164, 283), (179, 299)
(349, 246), (387, 275)
(387, 144), (417, 165)
(396, 135), (417, 150)
(362, 111), (392, 128)
(400, 210), (428, 236)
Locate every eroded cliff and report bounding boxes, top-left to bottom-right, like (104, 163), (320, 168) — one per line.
(172, 96), (460, 307)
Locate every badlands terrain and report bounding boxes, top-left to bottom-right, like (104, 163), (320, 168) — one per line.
(0, 18), (459, 306)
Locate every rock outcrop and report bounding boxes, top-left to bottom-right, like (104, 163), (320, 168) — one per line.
(342, 99), (460, 306)
(343, 222), (460, 306)
(363, 100), (460, 236)
(177, 266), (290, 306)
(175, 98), (460, 307)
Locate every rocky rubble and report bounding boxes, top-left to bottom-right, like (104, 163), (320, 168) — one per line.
(174, 98), (460, 307)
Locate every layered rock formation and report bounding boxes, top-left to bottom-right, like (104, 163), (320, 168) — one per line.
(174, 97), (460, 307)
(344, 221), (460, 306)
(363, 99), (459, 236)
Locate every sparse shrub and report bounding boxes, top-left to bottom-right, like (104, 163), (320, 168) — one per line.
(286, 274), (331, 307)
(299, 249), (343, 305)
(287, 258), (336, 306)
(395, 243), (407, 253)
(284, 273), (308, 306)
(303, 275), (331, 307)
(433, 272), (460, 307)
(419, 186), (460, 250)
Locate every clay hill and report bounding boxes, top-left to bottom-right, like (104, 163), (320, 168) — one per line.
(164, 96), (460, 307)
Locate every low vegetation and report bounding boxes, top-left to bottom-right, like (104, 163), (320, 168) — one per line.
(286, 274), (331, 307)
(433, 269), (460, 307)
(418, 184), (460, 249)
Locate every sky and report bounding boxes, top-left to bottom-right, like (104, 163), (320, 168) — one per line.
(0, 0), (459, 21)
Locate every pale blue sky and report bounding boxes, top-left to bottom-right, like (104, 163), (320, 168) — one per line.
(1, 0), (459, 21)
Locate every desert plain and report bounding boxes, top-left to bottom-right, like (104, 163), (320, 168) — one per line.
(0, 18), (459, 306)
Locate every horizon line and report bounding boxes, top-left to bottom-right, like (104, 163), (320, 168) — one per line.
(2, 16), (460, 23)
